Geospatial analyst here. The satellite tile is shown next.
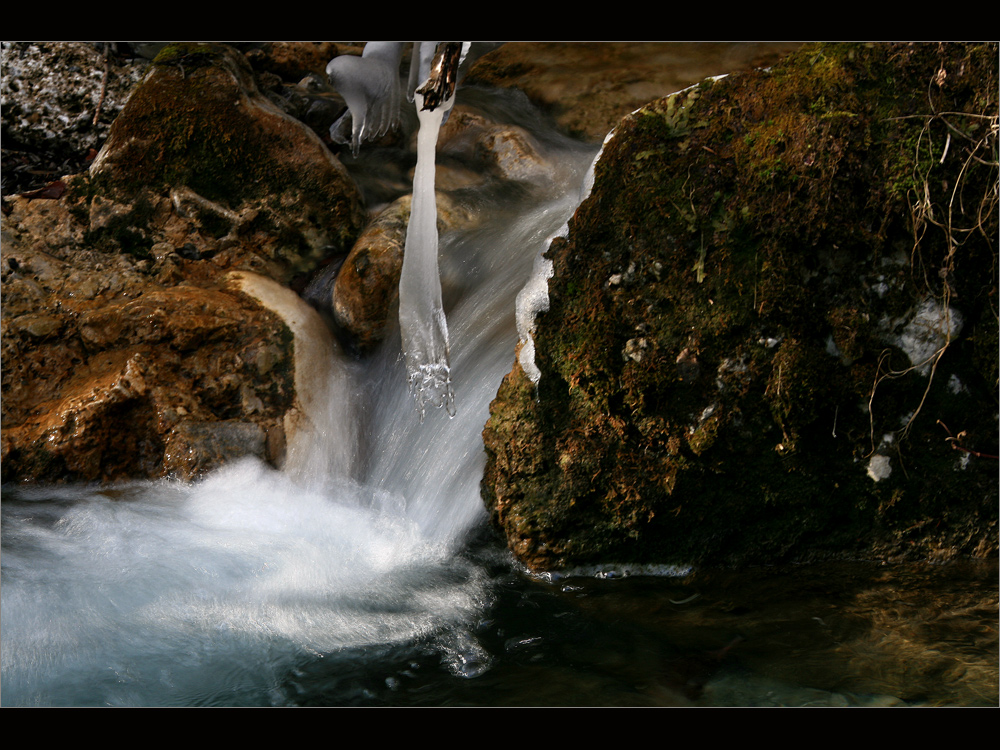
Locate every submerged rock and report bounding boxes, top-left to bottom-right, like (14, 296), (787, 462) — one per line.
(482, 43), (999, 572)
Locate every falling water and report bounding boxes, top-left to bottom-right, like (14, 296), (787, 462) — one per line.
(0, 87), (599, 706)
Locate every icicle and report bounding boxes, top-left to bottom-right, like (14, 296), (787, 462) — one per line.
(398, 89), (455, 420)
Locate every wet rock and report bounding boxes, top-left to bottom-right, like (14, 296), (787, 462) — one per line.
(163, 419), (267, 479)
(330, 196), (410, 351)
(482, 43), (999, 572)
(327, 191), (479, 352)
(227, 271), (349, 479)
(0, 43), (372, 483)
(439, 109), (554, 184)
(1, 278), (296, 482)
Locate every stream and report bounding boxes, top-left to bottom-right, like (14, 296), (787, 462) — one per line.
(1, 79), (996, 708)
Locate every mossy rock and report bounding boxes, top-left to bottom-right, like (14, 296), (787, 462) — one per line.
(87, 42), (365, 279)
(482, 42), (998, 572)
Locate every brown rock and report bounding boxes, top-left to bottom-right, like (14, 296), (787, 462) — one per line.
(0, 43), (373, 483)
(1, 278), (297, 482)
(439, 108), (554, 184)
(331, 197), (410, 351)
(466, 42), (803, 143)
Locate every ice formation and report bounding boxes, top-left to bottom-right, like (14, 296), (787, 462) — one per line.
(515, 147), (602, 384)
(326, 43), (405, 156)
(398, 89), (455, 420)
(516, 239), (558, 383)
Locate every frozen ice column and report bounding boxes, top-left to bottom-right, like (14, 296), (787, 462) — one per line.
(398, 87), (455, 420)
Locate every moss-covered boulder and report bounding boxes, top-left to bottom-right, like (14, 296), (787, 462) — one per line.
(482, 42), (998, 572)
(87, 42), (365, 282)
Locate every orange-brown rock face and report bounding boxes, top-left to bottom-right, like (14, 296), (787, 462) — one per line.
(2, 43), (367, 483)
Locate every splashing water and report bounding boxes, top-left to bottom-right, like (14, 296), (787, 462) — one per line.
(398, 90), (455, 421)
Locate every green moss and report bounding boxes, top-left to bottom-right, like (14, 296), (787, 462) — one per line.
(93, 44), (294, 208)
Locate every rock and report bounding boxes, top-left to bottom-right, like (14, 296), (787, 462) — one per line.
(163, 419), (268, 479)
(439, 108), (554, 185)
(0, 276), (297, 482)
(227, 271), (354, 481)
(1, 43), (147, 195)
(88, 42), (365, 283)
(1, 43), (372, 483)
(465, 42), (803, 143)
(329, 196), (410, 351)
(326, 191), (479, 353)
(481, 43), (999, 572)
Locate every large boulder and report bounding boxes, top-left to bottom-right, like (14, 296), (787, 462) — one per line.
(482, 43), (999, 572)
(87, 42), (365, 282)
(1, 43), (366, 482)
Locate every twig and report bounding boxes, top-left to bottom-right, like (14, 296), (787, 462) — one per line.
(937, 420), (999, 460)
(93, 43), (110, 127)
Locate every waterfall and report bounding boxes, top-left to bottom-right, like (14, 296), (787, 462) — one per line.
(0, 87), (599, 706)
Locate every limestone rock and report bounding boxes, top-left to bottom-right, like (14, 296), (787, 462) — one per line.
(329, 196), (410, 351)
